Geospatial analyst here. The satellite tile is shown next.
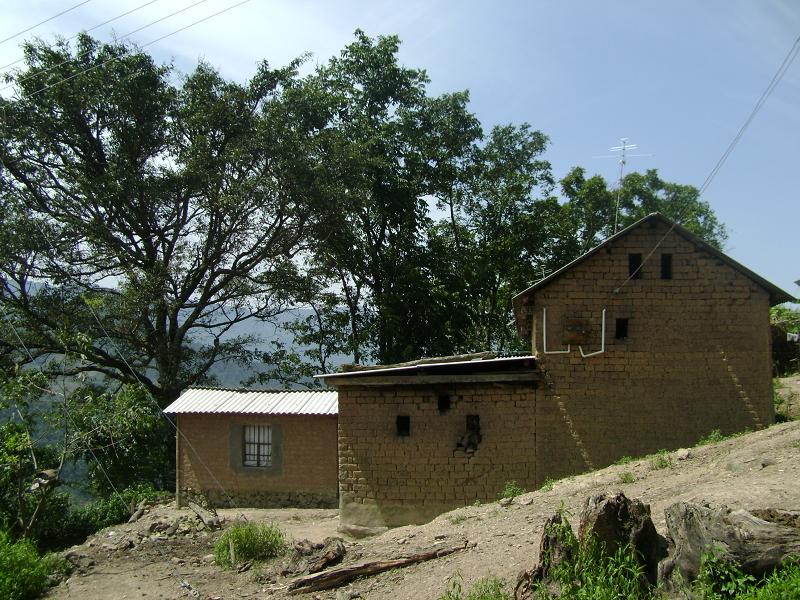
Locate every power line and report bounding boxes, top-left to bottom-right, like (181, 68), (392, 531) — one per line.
(12, 0), (250, 99)
(0, 1), (253, 508)
(2, 0), (212, 94)
(612, 31), (800, 295)
(0, 0), (162, 73)
(0, 1), (92, 46)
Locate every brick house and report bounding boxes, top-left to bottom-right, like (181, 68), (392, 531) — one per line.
(319, 213), (793, 528)
(165, 388), (338, 508)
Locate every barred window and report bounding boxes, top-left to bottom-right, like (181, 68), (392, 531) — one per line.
(243, 425), (272, 467)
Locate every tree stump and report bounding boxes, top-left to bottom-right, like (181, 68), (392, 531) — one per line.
(578, 492), (667, 585)
(657, 503), (800, 591)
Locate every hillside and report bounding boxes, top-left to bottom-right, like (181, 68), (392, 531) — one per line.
(45, 420), (800, 600)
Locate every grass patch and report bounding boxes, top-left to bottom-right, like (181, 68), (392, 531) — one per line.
(618, 471), (636, 484)
(539, 478), (557, 493)
(613, 455), (634, 465)
(213, 522), (288, 569)
(648, 450), (673, 471)
(499, 480), (526, 500)
(439, 573), (512, 600)
(734, 559), (800, 599)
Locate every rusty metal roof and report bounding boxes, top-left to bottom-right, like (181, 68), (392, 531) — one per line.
(316, 355), (538, 380)
(164, 388), (337, 416)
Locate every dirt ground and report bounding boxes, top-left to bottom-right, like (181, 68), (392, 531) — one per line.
(46, 419), (800, 600)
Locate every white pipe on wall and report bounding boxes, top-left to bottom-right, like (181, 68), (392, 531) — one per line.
(579, 308), (606, 358)
(542, 307), (570, 354)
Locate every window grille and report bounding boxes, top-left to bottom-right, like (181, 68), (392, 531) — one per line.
(243, 424), (272, 467)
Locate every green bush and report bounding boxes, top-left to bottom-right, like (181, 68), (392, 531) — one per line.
(618, 471), (636, 484)
(213, 522), (288, 569)
(499, 480), (526, 499)
(0, 530), (48, 600)
(613, 455), (634, 465)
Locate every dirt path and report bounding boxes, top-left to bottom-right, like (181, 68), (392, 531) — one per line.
(46, 420), (800, 600)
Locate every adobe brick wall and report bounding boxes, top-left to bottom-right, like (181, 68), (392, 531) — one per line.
(334, 220), (775, 528)
(176, 413), (338, 508)
(522, 220), (773, 483)
(337, 384), (537, 527)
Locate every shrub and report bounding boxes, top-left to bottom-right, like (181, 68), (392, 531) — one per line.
(499, 480), (526, 499)
(439, 573), (512, 600)
(648, 450), (673, 471)
(467, 575), (513, 600)
(0, 530), (48, 600)
(614, 455), (634, 465)
(619, 471), (636, 484)
(539, 478), (557, 493)
(213, 522), (288, 569)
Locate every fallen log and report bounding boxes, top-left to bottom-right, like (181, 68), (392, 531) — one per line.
(658, 503), (800, 591)
(287, 541), (473, 594)
(187, 501), (221, 530)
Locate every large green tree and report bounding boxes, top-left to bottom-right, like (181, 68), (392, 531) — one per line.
(0, 34), (328, 405)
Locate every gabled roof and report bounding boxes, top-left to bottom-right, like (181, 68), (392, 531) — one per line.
(164, 388), (337, 416)
(512, 213), (794, 306)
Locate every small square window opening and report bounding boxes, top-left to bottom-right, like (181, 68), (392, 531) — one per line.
(437, 394), (451, 413)
(615, 318), (629, 340)
(661, 253), (673, 280)
(396, 415), (410, 437)
(628, 253), (643, 279)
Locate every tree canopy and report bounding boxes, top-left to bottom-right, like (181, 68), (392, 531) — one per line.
(0, 31), (728, 398)
(0, 34), (328, 404)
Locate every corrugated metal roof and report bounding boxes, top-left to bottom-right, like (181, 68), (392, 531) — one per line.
(164, 388), (337, 416)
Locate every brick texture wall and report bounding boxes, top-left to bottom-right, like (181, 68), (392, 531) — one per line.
(176, 413), (338, 508)
(337, 384), (537, 527)
(524, 219), (773, 482)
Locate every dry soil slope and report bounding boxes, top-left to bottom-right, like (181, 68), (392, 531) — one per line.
(338, 420), (800, 600)
(46, 420), (800, 600)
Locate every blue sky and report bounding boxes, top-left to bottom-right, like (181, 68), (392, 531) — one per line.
(2, 0), (798, 297)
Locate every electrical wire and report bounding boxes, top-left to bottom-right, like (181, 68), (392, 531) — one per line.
(611, 32), (800, 295)
(15, 0), (250, 99)
(0, 1), (92, 46)
(0, 0), (162, 73)
(0, 0), (253, 511)
(1, 0), (212, 94)
(0, 305), (201, 598)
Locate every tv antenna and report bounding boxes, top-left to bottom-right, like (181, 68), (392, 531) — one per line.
(594, 138), (652, 233)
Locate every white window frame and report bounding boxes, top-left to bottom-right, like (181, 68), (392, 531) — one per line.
(243, 424), (272, 467)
